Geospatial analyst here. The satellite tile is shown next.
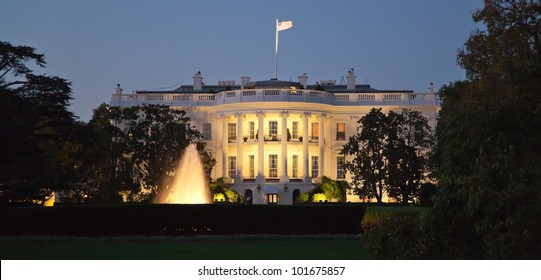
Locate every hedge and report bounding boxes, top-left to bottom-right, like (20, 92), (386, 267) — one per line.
(0, 204), (365, 236)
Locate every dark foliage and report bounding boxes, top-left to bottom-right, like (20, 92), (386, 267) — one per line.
(0, 204), (365, 236)
(0, 41), (77, 204)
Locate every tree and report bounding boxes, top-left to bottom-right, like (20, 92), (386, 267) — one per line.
(364, 1), (541, 259)
(80, 103), (215, 202)
(0, 41), (77, 204)
(387, 109), (433, 204)
(341, 108), (432, 204)
(342, 108), (388, 203)
(429, 0), (541, 258)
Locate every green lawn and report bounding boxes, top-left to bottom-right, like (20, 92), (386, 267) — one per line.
(0, 205), (433, 260)
(0, 236), (372, 260)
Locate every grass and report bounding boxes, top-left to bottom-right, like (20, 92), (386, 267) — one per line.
(0, 204), (430, 260)
(0, 235), (372, 260)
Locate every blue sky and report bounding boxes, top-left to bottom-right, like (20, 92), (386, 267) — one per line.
(1, 0), (482, 121)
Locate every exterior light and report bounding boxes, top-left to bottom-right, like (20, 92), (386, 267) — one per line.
(257, 184), (261, 193)
(284, 184), (288, 193)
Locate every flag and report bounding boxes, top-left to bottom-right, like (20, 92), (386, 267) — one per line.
(277, 20), (293, 32)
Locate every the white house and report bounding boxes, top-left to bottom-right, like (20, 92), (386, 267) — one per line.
(110, 69), (439, 204)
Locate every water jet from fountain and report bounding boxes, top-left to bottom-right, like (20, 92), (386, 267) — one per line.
(154, 143), (212, 204)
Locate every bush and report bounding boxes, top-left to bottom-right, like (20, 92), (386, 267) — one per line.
(362, 212), (427, 259)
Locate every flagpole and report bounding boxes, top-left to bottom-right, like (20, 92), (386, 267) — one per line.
(275, 18), (279, 80)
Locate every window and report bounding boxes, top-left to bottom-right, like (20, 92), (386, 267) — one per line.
(269, 121), (278, 136)
(336, 122), (346, 140)
(249, 122), (255, 139)
(267, 194), (278, 204)
(202, 123), (211, 140)
(311, 122), (319, 140)
(311, 156), (319, 178)
(228, 156), (236, 178)
(337, 156), (345, 179)
(292, 155), (299, 178)
(249, 155), (255, 178)
(228, 123), (237, 141)
(269, 154), (278, 178)
(292, 121), (299, 139)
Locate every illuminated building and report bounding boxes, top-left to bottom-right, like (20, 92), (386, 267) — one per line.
(110, 69), (439, 204)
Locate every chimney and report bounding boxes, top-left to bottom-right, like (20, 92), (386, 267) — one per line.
(240, 76), (251, 89)
(427, 82), (435, 95)
(346, 68), (356, 90)
(298, 73), (308, 89)
(114, 84), (123, 94)
(193, 71), (203, 91)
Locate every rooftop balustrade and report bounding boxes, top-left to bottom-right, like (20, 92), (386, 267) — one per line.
(110, 88), (439, 107)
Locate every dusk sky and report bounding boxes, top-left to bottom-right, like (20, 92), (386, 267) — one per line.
(1, 0), (482, 121)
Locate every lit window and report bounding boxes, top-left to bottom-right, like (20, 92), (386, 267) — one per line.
(202, 123), (211, 140)
(292, 121), (299, 139)
(311, 122), (319, 140)
(269, 154), (278, 178)
(292, 155), (299, 178)
(249, 122), (255, 139)
(267, 194), (278, 204)
(228, 156), (236, 178)
(337, 156), (345, 179)
(311, 156), (319, 178)
(228, 123), (236, 141)
(249, 155), (255, 179)
(269, 121), (278, 136)
(336, 123), (346, 140)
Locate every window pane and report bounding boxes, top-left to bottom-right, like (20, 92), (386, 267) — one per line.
(311, 123), (319, 140)
(249, 155), (255, 178)
(337, 156), (345, 179)
(269, 154), (278, 177)
(292, 122), (299, 139)
(249, 122), (255, 139)
(229, 156), (236, 178)
(228, 123), (236, 141)
(311, 156), (319, 178)
(292, 155), (299, 178)
(203, 123), (211, 140)
(336, 122), (346, 140)
(269, 121), (278, 135)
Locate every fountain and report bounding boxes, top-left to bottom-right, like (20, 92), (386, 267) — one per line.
(154, 143), (212, 204)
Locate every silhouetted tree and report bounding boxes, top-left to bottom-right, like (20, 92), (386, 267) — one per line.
(429, 0), (541, 258)
(341, 108), (432, 204)
(364, 0), (541, 259)
(341, 108), (388, 203)
(0, 41), (77, 204)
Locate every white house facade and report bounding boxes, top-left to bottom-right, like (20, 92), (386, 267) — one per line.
(110, 69), (439, 204)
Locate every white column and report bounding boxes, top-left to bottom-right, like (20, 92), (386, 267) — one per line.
(280, 111), (289, 182)
(302, 112), (311, 183)
(256, 111), (265, 183)
(235, 112), (243, 182)
(221, 114), (228, 179)
(319, 113), (325, 179)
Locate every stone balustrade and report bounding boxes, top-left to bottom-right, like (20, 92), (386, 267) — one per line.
(110, 88), (439, 107)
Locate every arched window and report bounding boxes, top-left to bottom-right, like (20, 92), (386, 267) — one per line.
(292, 189), (301, 204)
(244, 189), (253, 204)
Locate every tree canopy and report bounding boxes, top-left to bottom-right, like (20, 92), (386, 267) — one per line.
(341, 108), (432, 204)
(69, 103), (215, 203)
(429, 0), (541, 258)
(0, 41), (77, 204)
(364, 0), (541, 259)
